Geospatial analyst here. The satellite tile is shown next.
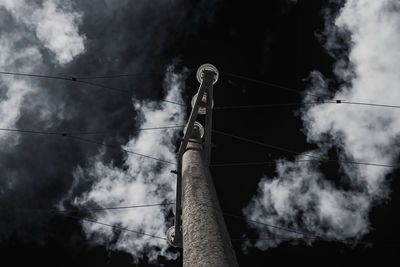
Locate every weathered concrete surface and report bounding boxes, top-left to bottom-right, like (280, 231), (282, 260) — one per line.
(182, 127), (239, 267)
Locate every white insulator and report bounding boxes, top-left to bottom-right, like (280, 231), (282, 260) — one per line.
(184, 121), (205, 139)
(196, 63), (219, 84)
(167, 226), (176, 247)
(191, 92), (214, 115)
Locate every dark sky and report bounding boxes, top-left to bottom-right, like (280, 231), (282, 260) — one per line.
(1, 0), (399, 266)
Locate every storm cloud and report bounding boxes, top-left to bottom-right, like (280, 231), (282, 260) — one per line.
(65, 69), (187, 263)
(243, 0), (400, 249)
(0, 0), (216, 261)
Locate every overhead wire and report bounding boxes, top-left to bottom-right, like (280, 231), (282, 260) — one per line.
(212, 129), (394, 168)
(230, 237), (319, 242)
(221, 210), (321, 239)
(13, 202), (338, 243)
(220, 70), (321, 98)
(0, 127), (393, 168)
(9, 201), (373, 245)
(3, 69), (397, 248)
(10, 204), (318, 244)
(220, 71), (400, 109)
(74, 71), (168, 80)
(0, 70), (186, 107)
(63, 125), (185, 135)
(79, 202), (175, 211)
(214, 102), (320, 109)
(335, 101), (400, 109)
(214, 100), (400, 110)
(0, 125), (185, 136)
(210, 158), (394, 168)
(7, 199), (331, 242)
(72, 67), (197, 80)
(2, 70), (400, 109)
(0, 70), (128, 92)
(193, 202), (346, 243)
(6, 203), (173, 241)
(2, 202), (175, 213)
(0, 71), (72, 81)
(67, 135), (177, 165)
(59, 213), (168, 240)
(0, 127), (178, 165)
(200, 203), (379, 247)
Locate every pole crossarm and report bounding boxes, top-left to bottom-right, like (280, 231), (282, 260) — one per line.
(172, 69), (217, 247)
(204, 79), (213, 165)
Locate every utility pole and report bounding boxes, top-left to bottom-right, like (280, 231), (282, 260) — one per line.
(167, 64), (239, 267)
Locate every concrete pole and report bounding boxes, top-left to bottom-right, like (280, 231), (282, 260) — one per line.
(182, 125), (239, 267)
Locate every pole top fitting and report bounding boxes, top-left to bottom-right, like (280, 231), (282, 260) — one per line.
(197, 63), (219, 84)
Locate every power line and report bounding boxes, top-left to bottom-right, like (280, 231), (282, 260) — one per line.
(0, 125), (185, 136)
(72, 67), (197, 80)
(213, 129), (318, 157)
(58, 213), (167, 240)
(9, 200), (374, 247)
(1, 126), (393, 167)
(194, 202), (342, 243)
(214, 102), (320, 109)
(10, 202), (372, 246)
(78, 202), (328, 241)
(210, 204), (374, 247)
(210, 161), (276, 167)
(4, 204), (326, 244)
(69, 125), (185, 135)
(13, 204), (319, 244)
(220, 71), (321, 98)
(6, 205), (170, 240)
(210, 158), (394, 168)
(337, 101), (400, 109)
(231, 237), (319, 242)
(74, 70), (176, 80)
(0, 70), (130, 93)
(72, 200), (341, 244)
(222, 211), (322, 240)
(10, 203), (315, 240)
(67, 135), (177, 165)
(65, 125), (185, 135)
(0, 71), (72, 81)
(74, 72), (166, 80)
(184, 99), (400, 110)
(214, 100), (400, 110)
(0, 70), (186, 106)
(0, 127), (177, 165)
(3, 70), (400, 110)
(212, 129), (394, 168)
(220, 71), (400, 110)
(65, 79), (186, 106)
(2, 202), (175, 213)
(162, 99), (187, 106)
(85, 203), (323, 241)
(230, 237), (373, 247)
(75, 202), (175, 211)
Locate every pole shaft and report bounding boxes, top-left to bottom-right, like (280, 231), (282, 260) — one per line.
(182, 127), (239, 267)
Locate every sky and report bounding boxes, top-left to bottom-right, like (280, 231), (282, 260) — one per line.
(0, 0), (399, 266)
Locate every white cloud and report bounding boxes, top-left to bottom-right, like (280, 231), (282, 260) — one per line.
(0, 30), (41, 144)
(69, 69), (187, 263)
(244, 0), (400, 250)
(32, 0), (86, 64)
(1, 0), (86, 65)
(0, 0), (86, 143)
